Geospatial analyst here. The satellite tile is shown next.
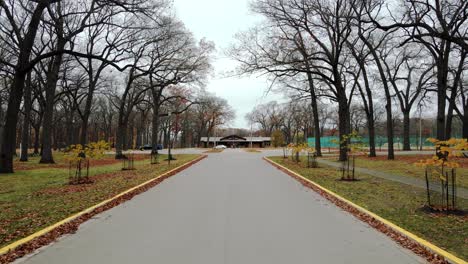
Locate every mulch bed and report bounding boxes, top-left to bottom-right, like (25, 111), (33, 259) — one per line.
(418, 206), (468, 217)
(264, 157), (451, 264)
(0, 155), (207, 264)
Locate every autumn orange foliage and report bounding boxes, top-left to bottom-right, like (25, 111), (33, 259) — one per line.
(65, 141), (110, 184)
(415, 138), (468, 169)
(287, 143), (314, 162)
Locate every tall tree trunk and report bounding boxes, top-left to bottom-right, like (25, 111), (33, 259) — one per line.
(446, 105), (454, 139)
(360, 34), (394, 159)
(136, 127), (142, 148)
(1, 73), (27, 172)
(123, 127), (129, 150)
(115, 119), (126, 159)
(33, 125), (40, 154)
(334, 65), (350, 162)
(368, 117), (376, 156)
(20, 74), (32, 161)
(337, 91), (349, 161)
(52, 124), (58, 150)
(0, 3), (47, 173)
(196, 122), (205, 147)
(114, 67), (137, 158)
(41, 9), (67, 163)
(446, 51), (465, 139)
(402, 110), (411, 151)
(40, 51), (64, 164)
(338, 101), (350, 161)
(463, 106), (468, 139)
(206, 127), (211, 148)
(79, 113), (90, 146)
(436, 42), (451, 141)
(385, 97), (395, 159)
(362, 67), (376, 157)
(65, 112), (73, 146)
(0, 95), (4, 160)
(151, 89), (161, 154)
(306, 72), (322, 156)
(79, 81), (97, 145)
(115, 109), (130, 158)
(127, 120), (134, 149)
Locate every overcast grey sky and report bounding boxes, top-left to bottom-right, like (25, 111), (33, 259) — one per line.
(173, 0), (284, 129)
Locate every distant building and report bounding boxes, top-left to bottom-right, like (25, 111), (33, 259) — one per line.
(200, 135), (271, 148)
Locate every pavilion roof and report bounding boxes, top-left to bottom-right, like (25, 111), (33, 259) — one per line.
(200, 136), (271, 143)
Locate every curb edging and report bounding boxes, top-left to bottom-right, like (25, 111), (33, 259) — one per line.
(0, 155), (207, 264)
(263, 157), (467, 264)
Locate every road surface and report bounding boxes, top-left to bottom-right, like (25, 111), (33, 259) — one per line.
(16, 149), (424, 264)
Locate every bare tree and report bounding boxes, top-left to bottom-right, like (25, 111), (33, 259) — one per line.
(446, 47), (467, 138)
(384, 48), (434, 150)
(366, 0), (468, 140)
(246, 101), (284, 137)
(248, 0), (355, 161)
(346, 32), (378, 156)
(144, 19), (214, 154)
(19, 73), (33, 161)
(74, 17), (134, 145)
(354, 1), (398, 159)
(0, 0), (58, 172)
(0, 0), (160, 172)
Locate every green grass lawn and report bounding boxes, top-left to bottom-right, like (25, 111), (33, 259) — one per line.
(12, 152), (150, 171)
(0, 154), (200, 248)
(13, 152), (68, 170)
(203, 148), (224, 153)
(320, 155), (468, 189)
(244, 148), (261, 153)
(270, 156), (468, 260)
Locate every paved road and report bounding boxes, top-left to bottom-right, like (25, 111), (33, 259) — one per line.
(16, 149), (423, 264)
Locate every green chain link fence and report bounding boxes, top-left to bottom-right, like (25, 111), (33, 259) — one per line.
(307, 136), (437, 149)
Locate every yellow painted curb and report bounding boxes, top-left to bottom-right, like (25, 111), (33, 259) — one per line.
(264, 157), (467, 264)
(0, 155), (207, 256)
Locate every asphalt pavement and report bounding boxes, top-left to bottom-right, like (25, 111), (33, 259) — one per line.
(15, 149), (424, 264)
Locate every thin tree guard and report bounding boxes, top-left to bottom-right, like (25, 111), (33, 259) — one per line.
(424, 166), (457, 212)
(307, 151), (318, 168)
(68, 158), (90, 184)
(151, 152), (159, 164)
(340, 154), (356, 181)
(122, 152), (136, 171)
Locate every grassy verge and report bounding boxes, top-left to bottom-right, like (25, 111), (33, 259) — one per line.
(204, 148), (224, 153)
(13, 152), (148, 171)
(244, 148), (261, 153)
(270, 156), (468, 260)
(0, 154), (199, 248)
(319, 155), (468, 189)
